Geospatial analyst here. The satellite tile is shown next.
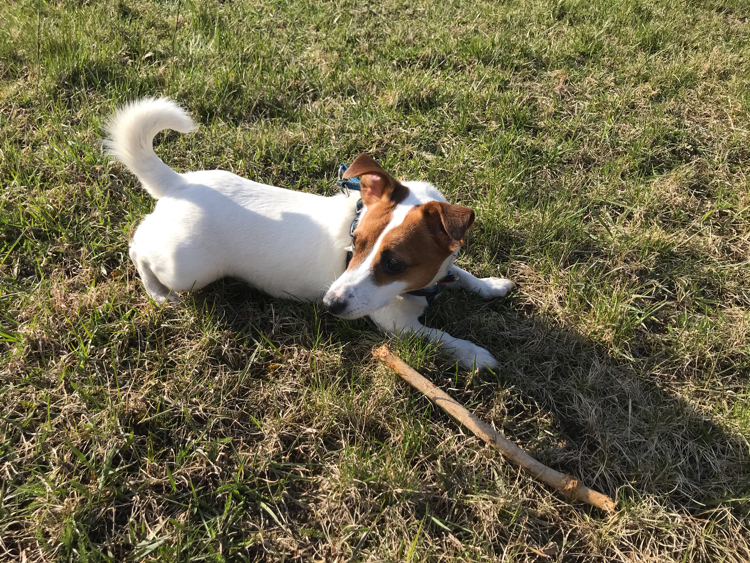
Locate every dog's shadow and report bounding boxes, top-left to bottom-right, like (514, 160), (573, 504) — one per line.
(428, 290), (750, 515)
(190, 276), (749, 518)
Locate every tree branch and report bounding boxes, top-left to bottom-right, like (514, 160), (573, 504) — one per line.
(373, 345), (617, 513)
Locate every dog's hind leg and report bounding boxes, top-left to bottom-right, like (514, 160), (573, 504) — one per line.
(369, 295), (498, 371)
(129, 246), (179, 304)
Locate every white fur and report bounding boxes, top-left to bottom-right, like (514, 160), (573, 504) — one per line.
(107, 98), (515, 369)
(104, 98), (197, 199)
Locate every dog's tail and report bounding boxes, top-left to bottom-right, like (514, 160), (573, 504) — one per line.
(104, 97), (197, 200)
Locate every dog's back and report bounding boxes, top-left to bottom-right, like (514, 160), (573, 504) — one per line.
(107, 98), (356, 302)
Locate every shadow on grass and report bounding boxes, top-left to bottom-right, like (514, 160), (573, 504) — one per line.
(194, 276), (749, 518)
(7, 273), (745, 561)
(163, 277), (750, 563)
(430, 291), (750, 517)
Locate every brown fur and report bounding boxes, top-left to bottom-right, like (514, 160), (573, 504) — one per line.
(372, 202), (475, 289)
(344, 154), (408, 269)
(344, 154), (475, 290)
(348, 200), (396, 269)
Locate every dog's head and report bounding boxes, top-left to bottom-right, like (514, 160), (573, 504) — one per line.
(323, 154), (475, 319)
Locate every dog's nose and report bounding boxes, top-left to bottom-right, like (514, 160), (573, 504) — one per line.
(325, 297), (348, 316)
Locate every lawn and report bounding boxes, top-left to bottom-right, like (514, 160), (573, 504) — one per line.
(1, 0), (750, 560)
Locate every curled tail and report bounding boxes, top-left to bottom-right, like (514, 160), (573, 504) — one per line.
(104, 97), (197, 199)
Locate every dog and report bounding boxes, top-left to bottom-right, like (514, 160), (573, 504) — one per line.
(105, 98), (515, 369)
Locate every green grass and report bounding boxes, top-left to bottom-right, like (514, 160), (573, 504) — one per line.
(2, 0), (750, 560)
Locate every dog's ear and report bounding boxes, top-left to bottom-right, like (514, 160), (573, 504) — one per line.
(343, 153), (398, 204)
(422, 201), (475, 251)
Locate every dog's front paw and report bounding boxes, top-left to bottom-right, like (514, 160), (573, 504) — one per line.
(477, 277), (515, 299)
(451, 340), (499, 371)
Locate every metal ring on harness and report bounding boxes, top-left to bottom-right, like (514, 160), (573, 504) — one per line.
(336, 163), (362, 197)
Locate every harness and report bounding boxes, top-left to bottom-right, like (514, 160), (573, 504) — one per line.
(336, 163), (458, 305)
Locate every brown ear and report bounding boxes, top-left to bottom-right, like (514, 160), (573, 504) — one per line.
(342, 153), (395, 204)
(423, 201), (475, 251)
(342, 153), (388, 179)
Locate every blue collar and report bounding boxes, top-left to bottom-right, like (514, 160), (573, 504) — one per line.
(344, 198), (365, 269)
(336, 162), (458, 304)
(338, 163), (364, 269)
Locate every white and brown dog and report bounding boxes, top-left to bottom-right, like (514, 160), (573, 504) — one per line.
(106, 98), (514, 369)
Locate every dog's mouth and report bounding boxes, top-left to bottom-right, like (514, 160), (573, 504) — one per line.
(322, 278), (408, 319)
(325, 305), (365, 320)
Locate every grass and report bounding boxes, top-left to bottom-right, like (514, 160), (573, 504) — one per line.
(1, 0), (750, 560)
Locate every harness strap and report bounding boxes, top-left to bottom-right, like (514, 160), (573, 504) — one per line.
(406, 272), (459, 305)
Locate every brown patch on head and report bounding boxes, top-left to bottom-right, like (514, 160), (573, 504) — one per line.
(372, 201), (475, 290)
(347, 204), (393, 269)
(345, 154), (410, 269)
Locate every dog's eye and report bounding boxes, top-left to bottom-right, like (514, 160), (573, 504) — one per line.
(382, 257), (407, 275)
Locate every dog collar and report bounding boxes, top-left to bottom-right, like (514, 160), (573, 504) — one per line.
(344, 198), (365, 268)
(338, 163), (365, 269)
(337, 162), (458, 303)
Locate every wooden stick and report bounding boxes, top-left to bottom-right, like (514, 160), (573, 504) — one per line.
(373, 345), (617, 513)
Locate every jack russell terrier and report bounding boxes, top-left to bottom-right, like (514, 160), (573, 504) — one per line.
(106, 98), (515, 369)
